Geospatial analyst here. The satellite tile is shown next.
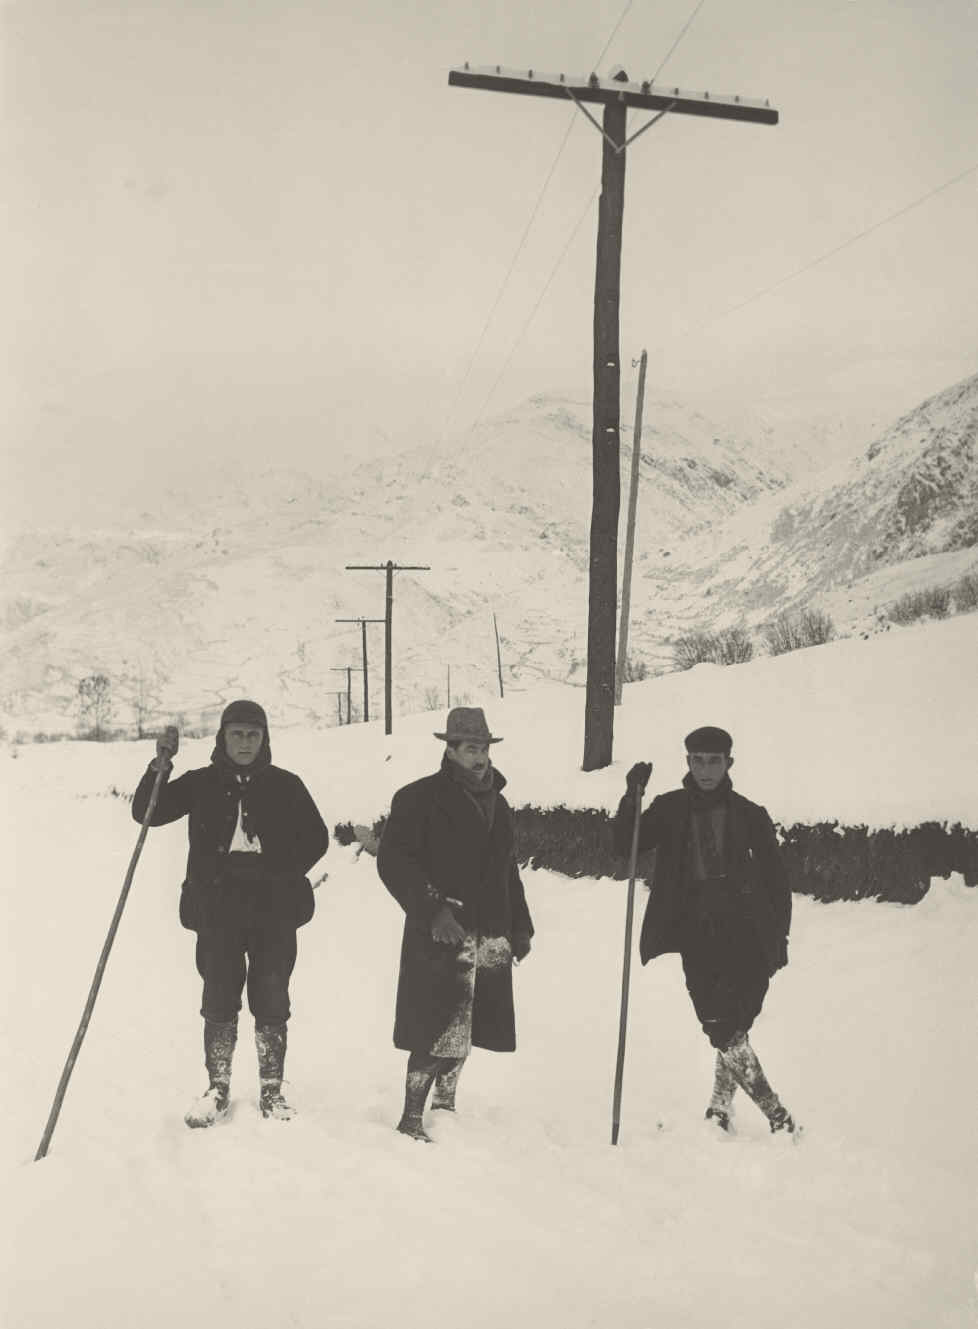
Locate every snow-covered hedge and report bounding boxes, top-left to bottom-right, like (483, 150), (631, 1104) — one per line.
(337, 807), (978, 905)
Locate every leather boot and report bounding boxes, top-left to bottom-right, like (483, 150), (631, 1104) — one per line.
(184, 1018), (237, 1128)
(719, 1031), (797, 1134)
(432, 1057), (465, 1112)
(705, 1049), (737, 1132)
(256, 1021), (295, 1121)
(397, 1053), (440, 1141)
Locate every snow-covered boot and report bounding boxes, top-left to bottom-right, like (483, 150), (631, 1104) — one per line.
(431, 1056), (465, 1112)
(256, 1021), (296, 1121)
(184, 1018), (237, 1129)
(396, 1053), (439, 1141)
(719, 1032), (796, 1134)
(705, 1050), (737, 1133)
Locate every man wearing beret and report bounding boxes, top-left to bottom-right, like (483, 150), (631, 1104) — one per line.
(133, 699), (330, 1128)
(377, 707), (534, 1141)
(614, 725), (798, 1136)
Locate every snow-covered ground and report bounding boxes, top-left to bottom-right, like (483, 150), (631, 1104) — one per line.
(3, 613), (977, 1327)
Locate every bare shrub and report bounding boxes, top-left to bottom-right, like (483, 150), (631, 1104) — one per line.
(673, 628), (753, 670)
(673, 632), (717, 670)
(952, 572), (978, 613)
(623, 654), (648, 683)
(765, 608), (835, 656)
(887, 585), (952, 625)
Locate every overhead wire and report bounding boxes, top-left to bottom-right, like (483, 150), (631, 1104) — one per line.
(466, 0), (708, 431)
(679, 161), (978, 335)
(441, 0), (638, 439)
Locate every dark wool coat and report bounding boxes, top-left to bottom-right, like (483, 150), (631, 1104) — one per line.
(377, 765), (533, 1054)
(613, 783), (791, 976)
(132, 762), (330, 932)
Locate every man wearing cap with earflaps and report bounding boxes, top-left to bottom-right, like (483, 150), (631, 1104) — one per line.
(132, 699), (330, 1128)
(377, 707), (534, 1141)
(614, 725), (798, 1136)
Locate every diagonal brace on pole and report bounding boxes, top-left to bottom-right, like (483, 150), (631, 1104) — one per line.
(563, 90), (677, 154)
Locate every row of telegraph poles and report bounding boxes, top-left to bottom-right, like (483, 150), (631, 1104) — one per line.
(340, 562), (429, 735)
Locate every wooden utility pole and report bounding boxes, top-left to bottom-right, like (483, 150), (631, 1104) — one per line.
(336, 617), (385, 723)
(330, 666), (362, 725)
(615, 349), (647, 706)
(449, 65), (778, 770)
(345, 561), (431, 735)
(492, 612), (504, 698)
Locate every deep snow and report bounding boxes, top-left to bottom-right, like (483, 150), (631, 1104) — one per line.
(3, 613), (977, 1328)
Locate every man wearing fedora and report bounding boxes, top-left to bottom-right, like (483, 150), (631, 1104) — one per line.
(614, 725), (798, 1136)
(132, 699), (330, 1128)
(377, 707), (534, 1141)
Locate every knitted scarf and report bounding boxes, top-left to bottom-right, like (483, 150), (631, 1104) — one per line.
(443, 753), (498, 830)
(683, 771), (732, 882)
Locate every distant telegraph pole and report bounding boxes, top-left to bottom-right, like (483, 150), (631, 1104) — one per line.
(615, 349), (647, 706)
(449, 64), (778, 770)
(335, 617), (385, 723)
(330, 666), (362, 725)
(492, 612), (504, 698)
(345, 561), (431, 735)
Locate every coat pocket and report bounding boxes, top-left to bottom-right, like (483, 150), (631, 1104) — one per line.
(293, 876), (316, 928)
(178, 881), (201, 931)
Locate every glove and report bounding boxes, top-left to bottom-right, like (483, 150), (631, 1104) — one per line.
(153, 725), (179, 771)
(625, 761), (652, 794)
(431, 903), (466, 946)
(512, 933), (531, 963)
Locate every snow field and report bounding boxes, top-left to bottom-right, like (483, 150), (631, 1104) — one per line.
(3, 612), (976, 1327)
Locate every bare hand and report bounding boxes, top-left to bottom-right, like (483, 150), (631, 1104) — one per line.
(431, 903), (466, 946)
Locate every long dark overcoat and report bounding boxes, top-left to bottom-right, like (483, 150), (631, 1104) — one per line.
(614, 784), (791, 976)
(377, 765), (533, 1053)
(132, 762), (330, 931)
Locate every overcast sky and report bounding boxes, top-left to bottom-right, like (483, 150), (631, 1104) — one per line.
(3, 0), (976, 529)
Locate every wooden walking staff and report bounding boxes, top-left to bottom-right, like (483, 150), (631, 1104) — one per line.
(448, 65), (778, 772)
(35, 732), (175, 1161)
(611, 770), (649, 1146)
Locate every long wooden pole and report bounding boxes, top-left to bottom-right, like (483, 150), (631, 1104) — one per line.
(384, 561), (394, 735)
(611, 779), (646, 1146)
(35, 758), (169, 1161)
(582, 98), (626, 771)
(615, 348), (648, 705)
(361, 620), (369, 722)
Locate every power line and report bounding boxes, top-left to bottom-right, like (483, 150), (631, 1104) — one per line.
(688, 160), (978, 334)
(461, 0), (710, 430)
(469, 187), (600, 431)
(652, 0), (708, 79)
(443, 0), (638, 437)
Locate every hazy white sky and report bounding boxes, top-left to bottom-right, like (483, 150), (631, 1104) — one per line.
(3, 0), (976, 527)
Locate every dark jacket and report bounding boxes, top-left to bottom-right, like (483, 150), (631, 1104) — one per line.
(613, 780), (790, 976)
(132, 761), (329, 932)
(377, 764), (533, 1053)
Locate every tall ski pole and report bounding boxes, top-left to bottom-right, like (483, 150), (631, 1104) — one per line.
(34, 754), (170, 1162)
(611, 778), (646, 1145)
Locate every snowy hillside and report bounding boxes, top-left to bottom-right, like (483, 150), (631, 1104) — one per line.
(650, 371), (978, 637)
(2, 378), (976, 733)
(4, 614), (976, 1329)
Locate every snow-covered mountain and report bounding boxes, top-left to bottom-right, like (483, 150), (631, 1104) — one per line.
(1, 377), (975, 734)
(619, 372), (978, 655)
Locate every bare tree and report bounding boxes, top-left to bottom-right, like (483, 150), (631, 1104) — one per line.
(78, 674), (113, 741)
(121, 658), (166, 738)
